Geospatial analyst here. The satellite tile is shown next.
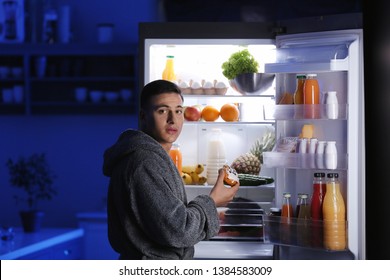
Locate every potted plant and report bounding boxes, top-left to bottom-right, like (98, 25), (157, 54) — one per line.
(6, 153), (57, 232)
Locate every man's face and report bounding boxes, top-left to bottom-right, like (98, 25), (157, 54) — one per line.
(140, 93), (184, 151)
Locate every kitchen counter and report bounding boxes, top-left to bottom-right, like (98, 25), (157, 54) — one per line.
(0, 227), (84, 260)
(194, 241), (274, 259)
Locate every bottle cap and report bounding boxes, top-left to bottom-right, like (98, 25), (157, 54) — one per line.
(306, 73), (317, 78)
(283, 192), (291, 198)
(296, 74), (306, 79)
(314, 172), (325, 178)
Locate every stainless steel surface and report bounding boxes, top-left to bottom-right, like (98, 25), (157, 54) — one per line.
(194, 241), (274, 259)
(229, 73), (275, 95)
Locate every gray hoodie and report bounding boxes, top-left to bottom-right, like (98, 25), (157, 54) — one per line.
(103, 129), (219, 259)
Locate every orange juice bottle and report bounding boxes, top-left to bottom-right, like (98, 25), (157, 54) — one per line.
(293, 74), (306, 104)
(169, 143), (182, 175)
(303, 73), (320, 119)
(162, 55), (176, 82)
(281, 192), (295, 245)
(322, 173), (346, 250)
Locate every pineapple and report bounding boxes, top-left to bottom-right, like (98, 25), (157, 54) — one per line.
(250, 129), (276, 164)
(230, 129), (275, 175)
(231, 153), (261, 175)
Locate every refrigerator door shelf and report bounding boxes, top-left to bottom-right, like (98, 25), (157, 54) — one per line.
(263, 152), (348, 170)
(263, 104), (348, 121)
(265, 60), (348, 73)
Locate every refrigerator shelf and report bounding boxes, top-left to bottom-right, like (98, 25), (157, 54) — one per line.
(263, 104), (348, 120)
(262, 215), (349, 252)
(263, 152), (348, 170)
(185, 183), (275, 189)
(264, 58), (348, 73)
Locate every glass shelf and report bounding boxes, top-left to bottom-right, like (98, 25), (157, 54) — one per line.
(263, 152), (348, 170)
(263, 104), (348, 120)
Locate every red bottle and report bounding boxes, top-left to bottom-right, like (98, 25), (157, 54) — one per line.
(311, 172), (326, 220)
(310, 172), (326, 248)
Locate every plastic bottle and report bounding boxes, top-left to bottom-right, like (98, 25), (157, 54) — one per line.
(311, 172), (326, 248)
(206, 129), (226, 185)
(293, 74), (306, 105)
(315, 140), (326, 169)
(303, 73), (320, 119)
(162, 55), (176, 82)
(323, 173), (346, 250)
(326, 91), (339, 119)
(42, 1), (58, 44)
(169, 143), (182, 175)
(308, 138), (318, 168)
(324, 141), (337, 170)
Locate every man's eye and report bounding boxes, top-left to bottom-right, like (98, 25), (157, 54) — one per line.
(176, 109), (183, 114)
(158, 109), (168, 114)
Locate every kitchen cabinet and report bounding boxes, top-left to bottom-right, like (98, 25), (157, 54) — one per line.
(0, 228), (84, 260)
(0, 43), (138, 115)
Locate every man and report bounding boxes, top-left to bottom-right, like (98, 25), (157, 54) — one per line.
(103, 79), (239, 260)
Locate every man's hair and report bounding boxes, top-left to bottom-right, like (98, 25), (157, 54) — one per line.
(140, 79), (183, 109)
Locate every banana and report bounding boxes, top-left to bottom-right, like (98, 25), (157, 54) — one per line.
(182, 165), (196, 174)
(182, 173), (192, 185)
(195, 164), (204, 174)
(190, 171), (199, 184)
(198, 176), (207, 185)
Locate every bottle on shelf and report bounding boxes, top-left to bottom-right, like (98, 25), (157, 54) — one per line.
(324, 141), (338, 170)
(311, 172), (326, 248)
(297, 193), (311, 247)
(206, 128), (226, 185)
(162, 55), (176, 82)
(325, 91), (339, 119)
(169, 143), (182, 175)
(281, 192), (295, 245)
(295, 193), (303, 218)
(293, 74), (306, 105)
(303, 73), (320, 119)
(315, 140), (326, 169)
(323, 172), (346, 251)
(293, 74), (306, 119)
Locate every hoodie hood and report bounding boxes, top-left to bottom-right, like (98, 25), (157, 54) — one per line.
(103, 129), (164, 177)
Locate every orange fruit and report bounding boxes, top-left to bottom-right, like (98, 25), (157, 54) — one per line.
(220, 103), (240, 122)
(201, 105), (220, 121)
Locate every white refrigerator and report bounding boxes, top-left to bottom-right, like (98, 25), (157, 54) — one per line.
(138, 22), (365, 260)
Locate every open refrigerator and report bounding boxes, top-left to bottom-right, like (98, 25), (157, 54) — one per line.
(138, 23), (365, 260)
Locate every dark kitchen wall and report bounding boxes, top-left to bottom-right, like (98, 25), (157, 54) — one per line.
(0, 0), (159, 229)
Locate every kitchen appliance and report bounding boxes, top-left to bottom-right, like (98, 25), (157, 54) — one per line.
(138, 22), (364, 260)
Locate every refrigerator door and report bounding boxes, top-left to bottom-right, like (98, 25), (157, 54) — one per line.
(263, 29), (364, 259)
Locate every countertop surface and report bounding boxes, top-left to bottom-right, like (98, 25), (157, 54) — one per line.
(0, 227), (84, 260)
